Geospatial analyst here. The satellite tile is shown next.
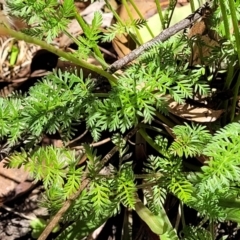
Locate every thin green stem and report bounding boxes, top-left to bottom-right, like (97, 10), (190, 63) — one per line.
(233, 111), (240, 122)
(180, 202), (186, 228)
(138, 123), (167, 135)
(135, 173), (163, 179)
(224, 63), (235, 89)
(219, 0), (230, 39)
(189, 0), (195, 12)
(230, 72), (240, 121)
(222, 64), (235, 124)
(93, 93), (109, 98)
(74, 9), (104, 63)
(122, 0), (143, 45)
(62, 29), (82, 47)
(165, 0), (177, 28)
(136, 181), (158, 189)
(74, 10), (88, 33)
(0, 26), (117, 86)
(199, 217), (208, 228)
(154, 0), (165, 29)
(128, 0), (154, 38)
(155, 111), (176, 127)
(138, 128), (165, 156)
(209, 220), (215, 240)
(105, 0), (124, 25)
(228, 0), (240, 66)
(105, 0), (141, 46)
(221, 101), (228, 125)
(219, 197), (240, 208)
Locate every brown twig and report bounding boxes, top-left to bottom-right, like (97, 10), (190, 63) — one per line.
(38, 126), (139, 240)
(101, 126), (139, 165)
(38, 177), (89, 240)
(66, 129), (88, 147)
(107, 0), (213, 73)
(72, 137), (111, 150)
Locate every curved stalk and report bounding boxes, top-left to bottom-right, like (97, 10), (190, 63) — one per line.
(74, 9), (104, 63)
(228, 0), (240, 66)
(154, 0), (165, 29)
(138, 128), (165, 156)
(219, 0), (230, 39)
(0, 26), (117, 86)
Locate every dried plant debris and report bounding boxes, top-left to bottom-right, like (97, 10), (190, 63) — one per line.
(0, 37), (40, 81)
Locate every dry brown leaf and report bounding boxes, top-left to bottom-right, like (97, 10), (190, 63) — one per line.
(0, 159), (31, 205)
(112, 34), (136, 57)
(168, 100), (224, 122)
(190, 35), (220, 66)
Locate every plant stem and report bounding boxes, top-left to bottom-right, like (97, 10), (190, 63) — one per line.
(135, 173), (163, 179)
(180, 202), (186, 228)
(0, 26), (117, 85)
(224, 62), (235, 89)
(228, 0), (240, 66)
(219, 197), (240, 208)
(122, 0), (143, 45)
(231, 72), (240, 121)
(138, 128), (165, 156)
(105, 0), (124, 25)
(74, 10), (104, 63)
(154, 0), (165, 29)
(136, 181), (158, 189)
(222, 64), (235, 124)
(219, 0), (230, 39)
(128, 0), (154, 38)
(155, 111), (175, 127)
(165, 0), (178, 28)
(138, 123), (168, 135)
(209, 220), (215, 240)
(189, 0), (195, 12)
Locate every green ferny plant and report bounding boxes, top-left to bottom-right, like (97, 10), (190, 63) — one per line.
(0, 0), (240, 239)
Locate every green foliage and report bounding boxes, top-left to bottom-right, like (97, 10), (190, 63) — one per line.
(135, 37), (210, 104)
(84, 37), (209, 139)
(0, 97), (24, 145)
(30, 218), (60, 239)
(30, 218), (46, 239)
(170, 123), (212, 157)
(2, 0), (240, 239)
(75, 11), (104, 60)
(172, 122), (240, 221)
(0, 69), (95, 144)
(102, 19), (147, 42)
(90, 178), (113, 215)
(9, 147), (83, 199)
(197, 123), (240, 194)
(115, 162), (137, 208)
(142, 122), (240, 222)
(181, 226), (212, 240)
(7, 0), (75, 42)
(144, 136), (194, 202)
